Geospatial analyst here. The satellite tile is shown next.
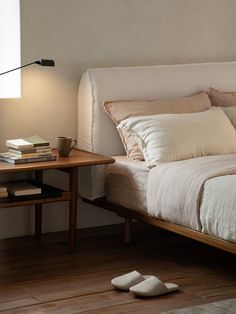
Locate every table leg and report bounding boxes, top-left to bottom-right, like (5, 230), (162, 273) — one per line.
(35, 204), (42, 239)
(35, 170), (43, 239)
(124, 217), (132, 244)
(69, 167), (78, 253)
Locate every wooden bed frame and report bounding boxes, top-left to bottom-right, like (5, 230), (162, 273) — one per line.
(84, 197), (236, 254)
(78, 62), (236, 256)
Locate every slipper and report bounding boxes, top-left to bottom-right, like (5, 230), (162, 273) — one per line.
(129, 276), (179, 297)
(111, 270), (151, 291)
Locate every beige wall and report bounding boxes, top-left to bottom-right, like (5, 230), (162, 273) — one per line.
(0, 0), (236, 238)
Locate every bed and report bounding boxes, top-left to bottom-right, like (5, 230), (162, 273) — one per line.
(77, 61), (236, 254)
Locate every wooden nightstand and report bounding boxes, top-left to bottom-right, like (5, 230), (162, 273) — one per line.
(0, 149), (115, 253)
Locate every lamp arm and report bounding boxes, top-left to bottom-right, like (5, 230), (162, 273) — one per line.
(0, 61), (38, 76)
(0, 59), (55, 76)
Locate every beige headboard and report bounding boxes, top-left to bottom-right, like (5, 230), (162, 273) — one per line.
(78, 61), (236, 199)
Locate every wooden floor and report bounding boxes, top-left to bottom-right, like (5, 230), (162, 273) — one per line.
(0, 223), (235, 314)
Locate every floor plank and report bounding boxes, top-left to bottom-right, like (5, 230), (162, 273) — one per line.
(0, 297), (39, 312)
(0, 223), (235, 313)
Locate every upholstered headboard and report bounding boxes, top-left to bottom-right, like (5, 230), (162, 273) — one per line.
(78, 61), (236, 199)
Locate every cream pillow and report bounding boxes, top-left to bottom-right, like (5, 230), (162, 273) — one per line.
(208, 87), (236, 107)
(222, 106), (236, 128)
(104, 92), (211, 160)
(117, 108), (236, 167)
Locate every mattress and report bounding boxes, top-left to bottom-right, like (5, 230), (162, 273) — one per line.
(105, 156), (149, 212)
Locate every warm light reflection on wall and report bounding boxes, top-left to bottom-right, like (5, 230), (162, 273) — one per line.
(0, 0), (21, 98)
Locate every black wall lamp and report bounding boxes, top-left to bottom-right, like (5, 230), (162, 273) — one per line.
(0, 59), (55, 76)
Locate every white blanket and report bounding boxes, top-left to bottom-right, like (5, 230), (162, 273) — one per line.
(147, 154), (236, 242)
(200, 175), (236, 242)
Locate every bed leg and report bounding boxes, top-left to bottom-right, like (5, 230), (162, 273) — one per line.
(124, 218), (132, 244)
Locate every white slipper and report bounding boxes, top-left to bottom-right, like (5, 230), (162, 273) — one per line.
(111, 270), (150, 291)
(129, 276), (179, 297)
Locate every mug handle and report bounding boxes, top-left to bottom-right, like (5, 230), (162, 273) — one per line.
(70, 139), (77, 152)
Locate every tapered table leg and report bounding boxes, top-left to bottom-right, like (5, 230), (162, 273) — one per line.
(35, 170), (43, 239)
(69, 167), (78, 253)
(35, 204), (42, 239)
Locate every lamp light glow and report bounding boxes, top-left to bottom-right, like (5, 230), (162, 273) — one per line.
(0, 0), (21, 98)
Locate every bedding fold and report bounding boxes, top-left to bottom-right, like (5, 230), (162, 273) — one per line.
(147, 154), (236, 231)
(200, 175), (236, 242)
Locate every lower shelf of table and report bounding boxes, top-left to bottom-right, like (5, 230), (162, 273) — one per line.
(0, 180), (71, 208)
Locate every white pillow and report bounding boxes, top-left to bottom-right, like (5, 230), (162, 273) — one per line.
(221, 106), (236, 128)
(117, 107), (236, 167)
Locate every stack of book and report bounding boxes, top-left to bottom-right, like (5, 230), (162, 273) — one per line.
(0, 135), (56, 164)
(5, 181), (42, 196)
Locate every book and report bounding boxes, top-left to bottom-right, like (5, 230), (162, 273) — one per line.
(5, 181), (41, 196)
(5, 139), (33, 150)
(0, 185), (7, 192)
(8, 147), (52, 154)
(0, 191), (8, 198)
(8, 151), (52, 158)
(24, 135), (50, 147)
(6, 135), (50, 149)
(0, 152), (56, 164)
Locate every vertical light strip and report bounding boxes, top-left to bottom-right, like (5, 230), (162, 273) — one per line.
(0, 0), (21, 98)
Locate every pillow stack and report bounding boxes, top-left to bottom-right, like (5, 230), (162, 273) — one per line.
(117, 107), (236, 167)
(104, 89), (236, 167)
(104, 92), (211, 160)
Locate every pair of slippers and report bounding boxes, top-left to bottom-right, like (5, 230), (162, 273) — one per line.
(111, 270), (179, 297)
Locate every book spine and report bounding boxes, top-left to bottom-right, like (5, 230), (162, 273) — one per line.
(33, 143), (50, 148)
(9, 147), (52, 154)
(8, 152), (52, 158)
(11, 189), (42, 197)
(14, 155), (57, 164)
(6, 144), (33, 149)
(0, 155), (56, 164)
(6, 141), (33, 149)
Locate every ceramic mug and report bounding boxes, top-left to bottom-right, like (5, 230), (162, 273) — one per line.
(57, 136), (76, 157)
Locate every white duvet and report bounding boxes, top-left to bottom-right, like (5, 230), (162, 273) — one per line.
(147, 154), (236, 243)
(200, 175), (236, 242)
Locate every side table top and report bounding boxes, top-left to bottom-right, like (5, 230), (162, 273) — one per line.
(0, 149), (115, 173)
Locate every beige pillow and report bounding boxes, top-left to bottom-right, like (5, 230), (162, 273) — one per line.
(222, 106), (236, 128)
(208, 87), (236, 107)
(103, 92), (211, 160)
(118, 107), (236, 167)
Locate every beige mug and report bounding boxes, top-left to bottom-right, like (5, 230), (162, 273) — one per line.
(57, 136), (76, 157)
